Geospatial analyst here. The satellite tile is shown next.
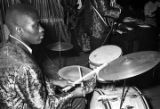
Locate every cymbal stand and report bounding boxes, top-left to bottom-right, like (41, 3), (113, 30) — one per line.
(119, 80), (128, 109)
(96, 89), (111, 109)
(110, 81), (117, 91)
(58, 50), (63, 68)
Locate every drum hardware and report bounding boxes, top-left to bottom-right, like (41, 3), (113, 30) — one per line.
(78, 66), (84, 88)
(109, 83), (117, 91)
(96, 87), (134, 109)
(99, 99), (111, 109)
(96, 89), (112, 109)
(97, 82), (130, 109)
(120, 84), (128, 109)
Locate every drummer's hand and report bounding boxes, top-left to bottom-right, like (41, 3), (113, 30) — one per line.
(71, 86), (87, 97)
(52, 80), (72, 88)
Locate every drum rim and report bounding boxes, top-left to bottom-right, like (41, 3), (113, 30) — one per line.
(89, 60), (102, 66)
(58, 65), (92, 81)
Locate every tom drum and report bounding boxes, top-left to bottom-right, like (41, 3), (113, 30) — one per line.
(89, 45), (122, 69)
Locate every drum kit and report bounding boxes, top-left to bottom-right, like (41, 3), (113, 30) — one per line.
(48, 44), (160, 109)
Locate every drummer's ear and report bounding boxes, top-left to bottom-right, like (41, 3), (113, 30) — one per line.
(15, 26), (23, 36)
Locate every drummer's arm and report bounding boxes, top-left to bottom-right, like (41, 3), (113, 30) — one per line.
(44, 77), (68, 94)
(45, 79), (86, 101)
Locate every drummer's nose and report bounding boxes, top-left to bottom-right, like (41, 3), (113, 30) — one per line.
(39, 25), (44, 33)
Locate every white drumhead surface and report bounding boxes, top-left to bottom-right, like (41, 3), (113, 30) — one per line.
(58, 65), (92, 82)
(89, 45), (122, 65)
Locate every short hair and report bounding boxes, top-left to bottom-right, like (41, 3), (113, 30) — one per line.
(5, 4), (38, 33)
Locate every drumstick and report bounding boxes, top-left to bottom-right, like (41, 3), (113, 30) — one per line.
(78, 66), (84, 87)
(62, 62), (108, 92)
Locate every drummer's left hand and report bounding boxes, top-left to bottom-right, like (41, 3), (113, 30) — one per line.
(52, 80), (73, 88)
(71, 86), (87, 97)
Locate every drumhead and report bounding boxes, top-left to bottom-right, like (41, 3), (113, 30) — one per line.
(58, 65), (92, 82)
(89, 45), (122, 66)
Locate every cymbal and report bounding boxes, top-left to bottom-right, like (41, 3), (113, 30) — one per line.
(47, 42), (73, 51)
(98, 51), (160, 81)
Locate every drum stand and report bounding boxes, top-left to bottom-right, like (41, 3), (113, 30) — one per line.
(96, 82), (119, 109)
(119, 80), (129, 109)
(97, 80), (129, 109)
(108, 81), (129, 109)
(96, 89), (112, 109)
(58, 51), (63, 68)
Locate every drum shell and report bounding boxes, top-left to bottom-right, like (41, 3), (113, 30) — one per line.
(89, 60), (102, 69)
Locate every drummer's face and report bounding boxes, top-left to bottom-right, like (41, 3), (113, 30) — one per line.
(18, 14), (44, 45)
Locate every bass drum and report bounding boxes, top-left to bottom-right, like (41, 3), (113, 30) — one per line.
(90, 87), (150, 109)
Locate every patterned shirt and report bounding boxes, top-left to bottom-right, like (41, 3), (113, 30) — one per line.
(0, 38), (66, 109)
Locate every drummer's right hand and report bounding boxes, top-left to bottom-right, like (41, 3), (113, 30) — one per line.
(71, 86), (87, 97)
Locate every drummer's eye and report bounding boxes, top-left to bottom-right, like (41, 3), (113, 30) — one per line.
(33, 23), (39, 28)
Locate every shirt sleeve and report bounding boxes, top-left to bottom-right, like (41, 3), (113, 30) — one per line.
(15, 65), (58, 109)
(15, 65), (71, 109)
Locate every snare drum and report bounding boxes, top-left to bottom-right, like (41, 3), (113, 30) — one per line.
(90, 87), (150, 109)
(89, 45), (122, 69)
(58, 65), (96, 93)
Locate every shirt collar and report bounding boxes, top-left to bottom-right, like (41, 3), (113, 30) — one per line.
(9, 35), (32, 54)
